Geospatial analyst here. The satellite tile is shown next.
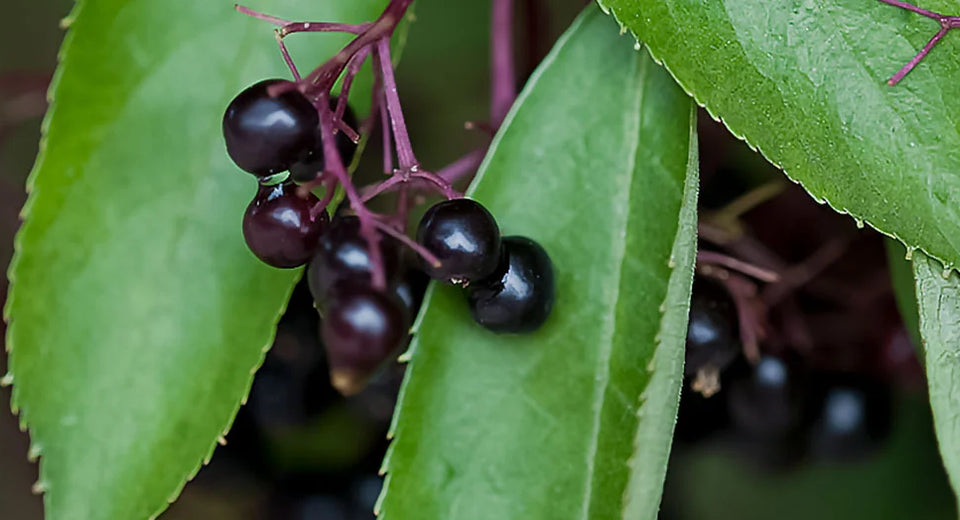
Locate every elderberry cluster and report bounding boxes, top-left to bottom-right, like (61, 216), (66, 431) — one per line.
(677, 276), (892, 466)
(222, 77), (554, 393)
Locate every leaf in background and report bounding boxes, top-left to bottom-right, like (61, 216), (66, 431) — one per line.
(3, 1), (388, 518)
(914, 252), (960, 506)
(378, 7), (698, 519)
(597, 0), (960, 270)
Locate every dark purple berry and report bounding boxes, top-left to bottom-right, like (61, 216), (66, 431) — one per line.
(394, 268), (430, 319)
(242, 181), (328, 268)
(466, 236), (554, 334)
(223, 79), (319, 176)
(290, 99), (359, 183)
(806, 374), (891, 462)
(322, 282), (409, 395)
(306, 216), (402, 304)
(416, 198), (501, 284)
(685, 277), (740, 377)
(728, 355), (803, 439)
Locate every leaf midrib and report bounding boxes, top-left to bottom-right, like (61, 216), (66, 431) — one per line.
(579, 46), (647, 520)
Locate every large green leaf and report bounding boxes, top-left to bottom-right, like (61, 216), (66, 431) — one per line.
(914, 252), (960, 505)
(597, 0), (960, 270)
(378, 7), (699, 519)
(3, 1), (389, 518)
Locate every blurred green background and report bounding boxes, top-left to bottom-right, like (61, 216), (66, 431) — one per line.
(0, 1), (955, 519)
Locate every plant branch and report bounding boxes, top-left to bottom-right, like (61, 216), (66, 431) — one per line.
(877, 0), (960, 85)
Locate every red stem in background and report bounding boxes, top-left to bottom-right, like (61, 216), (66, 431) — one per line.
(697, 251), (780, 283)
(437, 148), (487, 184)
(490, 0), (516, 127)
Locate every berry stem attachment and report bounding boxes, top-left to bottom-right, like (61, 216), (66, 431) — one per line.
(372, 218), (442, 268)
(877, 0), (960, 85)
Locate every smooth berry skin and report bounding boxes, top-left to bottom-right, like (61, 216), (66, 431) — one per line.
(307, 216), (401, 303)
(242, 181), (328, 269)
(223, 79), (319, 176)
(417, 199), (502, 284)
(728, 355), (803, 439)
(807, 375), (891, 461)
(322, 282), (409, 393)
(466, 236), (554, 334)
(290, 100), (359, 183)
(685, 276), (740, 376)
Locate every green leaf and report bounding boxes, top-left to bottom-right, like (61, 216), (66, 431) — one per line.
(596, 0), (960, 270)
(914, 252), (960, 506)
(3, 1), (389, 518)
(378, 7), (699, 519)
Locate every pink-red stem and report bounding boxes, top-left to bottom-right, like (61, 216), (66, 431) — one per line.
(877, 0), (960, 85)
(491, 0), (516, 126)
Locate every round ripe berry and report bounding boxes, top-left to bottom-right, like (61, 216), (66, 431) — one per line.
(727, 355), (803, 439)
(306, 216), (402, 304)
(223, 79), (319, 176)
(466, 236), (554, 334)
(685, 276), (740, 376)
(321, 282), (409, 395)
(290, 100), (359, 183)
(242, 181), (328, 268)
(416, 198), (501, 284)
(807, 375), (891, 461)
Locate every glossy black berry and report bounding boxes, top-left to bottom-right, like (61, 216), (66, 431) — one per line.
(806, 374), (891, 461)
(727, 355), (803, 439)
(306, 216), (401, 304)
(321, 282), (409, 395)
(685, 277), (740, 376)
(223, 79), (319, 176)
(242, 181), (328, 268)
(466, 236), (554, 334)
(416, 198), (501, 284)
(290, 99), (359, 183)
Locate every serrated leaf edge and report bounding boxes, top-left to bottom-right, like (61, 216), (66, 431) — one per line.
(2, 2), (299, 517)
(594, 0), (954, 274)
(374, 9), (596, 518)
(621, 100), (699, 519)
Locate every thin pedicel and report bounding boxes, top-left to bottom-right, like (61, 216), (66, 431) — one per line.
(878, 0), (960, 85)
